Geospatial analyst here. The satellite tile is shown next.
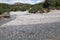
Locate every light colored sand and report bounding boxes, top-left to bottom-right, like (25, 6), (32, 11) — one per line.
(1, 11), (60, 26)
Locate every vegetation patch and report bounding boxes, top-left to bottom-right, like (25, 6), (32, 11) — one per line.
(0, 0), (60, 14)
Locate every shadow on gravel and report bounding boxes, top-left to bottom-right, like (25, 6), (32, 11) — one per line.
(0, 22), (60, 40)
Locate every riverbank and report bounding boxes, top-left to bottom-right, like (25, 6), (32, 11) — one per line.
(0, 10), (60, 26)
(0, 10), (60, 40)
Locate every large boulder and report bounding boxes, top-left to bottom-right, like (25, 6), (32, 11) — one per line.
(0, 12), (10, 18)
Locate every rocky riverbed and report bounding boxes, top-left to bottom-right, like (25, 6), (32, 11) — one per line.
(0, 22), (60, 40)
(0, 11), (60, 40)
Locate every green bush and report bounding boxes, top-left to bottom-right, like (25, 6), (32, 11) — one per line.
(29, 9), (37, 13)
(29, 8), (38, 13)
(10, 6), (27, 11)
(0, 8), (5, 14)
(20, 7), (26, 11)
(28, 5), (45, 13)
(56, 6), (60, 10)
(38, 8), (44, 13)
(48, 6), (56, 10)
(38, 5), (45, 13)
(0, 7), (10, 15)
(9, 7), (17, 11)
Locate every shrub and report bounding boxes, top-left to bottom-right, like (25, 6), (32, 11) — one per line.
(38, 8), (44, 13)
(29, 8), (38, 13)
(29, 9), (37, 13)
(56, 6), (60, 10)
(37, 5), (45, 13)
(49, 6), (56, 10)
(0, 8), (5, 14)
(20, 8), (26, 11)
(0, 7), (10, 15)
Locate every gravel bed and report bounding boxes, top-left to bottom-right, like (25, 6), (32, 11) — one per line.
(0, 22), (60, 40)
